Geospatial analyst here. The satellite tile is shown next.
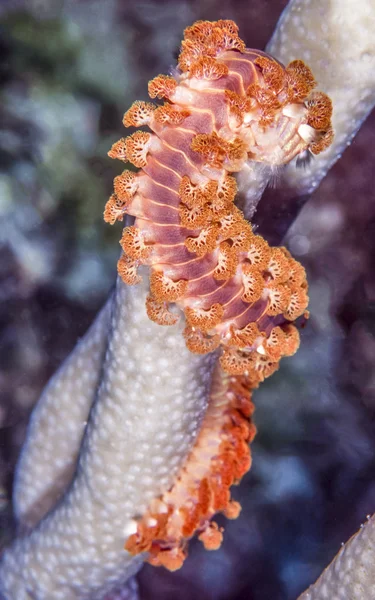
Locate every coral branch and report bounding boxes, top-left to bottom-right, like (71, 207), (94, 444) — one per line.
(0, 278), (215, 599)
(249, 0), (375, 242)
(268, 0), (375, 196)
(298, 514), (375, 600)
(13, 299), (112, 529)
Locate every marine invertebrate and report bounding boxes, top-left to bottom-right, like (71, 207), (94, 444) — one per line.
(1, 3), (374, 599)
(106, 19), (331, 386)
(102, 19), (332, 569)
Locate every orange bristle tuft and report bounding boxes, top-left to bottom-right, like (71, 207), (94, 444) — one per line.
(123, 101), (156, 127)
(148, 75), (178, 99)
(185, 303), (224, 332)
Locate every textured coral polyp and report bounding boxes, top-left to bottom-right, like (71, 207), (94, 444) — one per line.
(104, 19), (333, 569)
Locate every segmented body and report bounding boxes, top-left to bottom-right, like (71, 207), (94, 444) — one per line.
(105, 20), (333, 568)
(106, 19), (332, 384)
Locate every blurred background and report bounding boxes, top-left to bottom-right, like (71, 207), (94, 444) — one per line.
(0, 1), (374, 599)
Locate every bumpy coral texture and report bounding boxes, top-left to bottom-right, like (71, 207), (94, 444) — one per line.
(105, 20), (333, 569)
